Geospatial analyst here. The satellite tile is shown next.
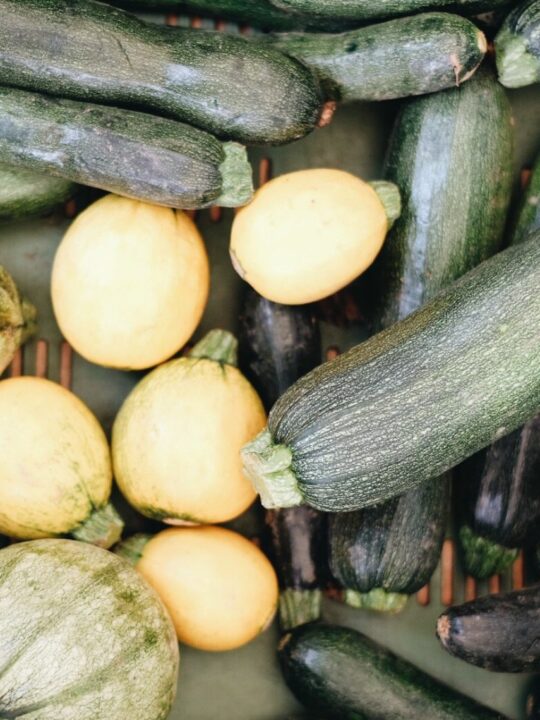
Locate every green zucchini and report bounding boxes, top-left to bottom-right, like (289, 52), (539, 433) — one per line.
(513, 154), (540, 244)
(279, 623), (505, 719)
(0, 87), (252, 209)
(269, 13), (487, 102)
(242, 231), (540, 512)
(0, 165), (76, 222)
(495, 0), (540, 87)
(0, 0), (325, 145)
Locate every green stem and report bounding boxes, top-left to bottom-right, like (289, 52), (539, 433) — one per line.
(114, 533), (152, 565)
(71, 503), (124, 549)
(216, 142), (254, 208)
(458, 524), (518, 580)
(495, 28), (540, 89)
(279, 589), (322, 631)
(344, 588), (408, 614)
(189, 329), (238, 366)
(369, 181), (402, 230)
(241, 428), (303, 509)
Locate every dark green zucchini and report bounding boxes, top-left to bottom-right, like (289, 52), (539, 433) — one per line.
(495, 0), (540, 87)
(279, 623), (506, 719)
(269, 13), (487, 102)
(513, 155), (540, 244)
(328, 475), (449, 613)
(238, 286), (325, 630)
(0, 87), (252, 209)
(242, 231), (540, 513)
(368, 67), (513, 328)
(437, 584), (540, 672)
(0, 165), (76, 222)
(527, 685), (540, 718)
(0, 0), (325, 145)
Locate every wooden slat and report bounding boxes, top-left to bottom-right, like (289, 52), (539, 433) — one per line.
(441, 538), (455, 606)
(9, 348), (23, 377)
(34, 339), (48, 378)
(209, 206), (222, 223)
(512, 551), (525, 591)
(464, 576), (477, 602)
(488, 575), (501, 595)
(59, 342), (73, 389)
(416, 585), (430, 606)
(258, 157), (272, 186)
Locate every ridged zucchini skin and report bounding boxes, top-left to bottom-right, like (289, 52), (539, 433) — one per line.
(513, 154), (540, 244)
(328, 475), (449, 611)
(242, 232), (540, 512)
(270, 13), (487, 102)
(437, 585), (540, 672)
(0, 165), (76, 222)
(238, 287), (325, 630)
(0, 539), (179, 720)
(0, 0), (324, 145)
(279, 624), (505, 719)
(455, 415), (540, 578)
(0, 87), (252, 209)
(495, 0), (540, 88)
(369, 67), (513, 328)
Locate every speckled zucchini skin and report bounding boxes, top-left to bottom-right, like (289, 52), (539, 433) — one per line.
(262, 231), (540, 512)
(328, 475), (449, 602)
(279, 624), (505, 719)
(0, 539), (179, 720)
(513, 154), (540, 244)
(0, 165), (76, 222)
(0, 0), (324, 145)
(0, 86), (250, 209)
(270, 13), (486, 102)
(438, 585), (540, 672)
(495, 0), (540, 87)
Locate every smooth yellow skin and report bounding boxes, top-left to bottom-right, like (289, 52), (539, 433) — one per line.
(230, 168), (388, 304)
(113, 357), (266, 524)
(137, 527), (278, 651)
(51, 194), (210, 370)
(0, 377), (112, 539)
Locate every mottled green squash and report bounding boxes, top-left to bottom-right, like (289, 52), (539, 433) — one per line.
(0, 165), (76, 222)
(496, 0), (540, 88)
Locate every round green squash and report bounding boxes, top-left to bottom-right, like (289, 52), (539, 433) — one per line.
(0, 539), (179, 720)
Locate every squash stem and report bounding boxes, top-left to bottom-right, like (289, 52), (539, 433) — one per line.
(279, 589), (322, 630)
(71, 503), (124, 549)
(458, 525), (518, 580)
(189, 329), (238, 366)
(369, 181), (401, 230)
(496, 29), (539, 89)
(241, 428), (303, 509)
(344, 588), (408, 614)
(114, 533), (152, 565)
(216, 142), (254, 208)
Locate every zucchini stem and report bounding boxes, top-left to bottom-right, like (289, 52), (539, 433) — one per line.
(189, 329), (238, 366)
(496, 29), (539, 88)
(71, 503), (124, 549)
(369, 181), (401, 230)
(344, 588), (408, 613)
(115, 533), (152, 565)
(458, 525), (518, 580)
(279, 589), (322, 630)
(216, 142), (253, 208)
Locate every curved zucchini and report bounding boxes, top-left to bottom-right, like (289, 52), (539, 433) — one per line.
(0, 165), (76, 222)
(513, 154), (540, 245)
(270, 13), (487, 102)
(0, 87), (252, 209)
(437, 585), (540, 672)
(495, 0), (540, 88)
(328, 475), (449, 612)
(242, 231), (540, 512)
(0, 0), (325, 145)
(239, 287), (324, 629)
(279, 623), (505, 719)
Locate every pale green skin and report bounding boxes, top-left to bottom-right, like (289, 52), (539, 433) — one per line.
(0, 539), (179, 720)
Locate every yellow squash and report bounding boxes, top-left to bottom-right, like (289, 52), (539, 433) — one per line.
(230, 168), (400, 304)
(51, 194), (209, 370)
(0, 377), (122, 547)
(112, 329), (266, 524)
(117, 526), (279, 652)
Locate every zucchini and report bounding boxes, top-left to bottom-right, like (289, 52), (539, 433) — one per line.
(513, 154), (540, 245)
(242, 231), (540, 512)
(239, 287), (325, 629)
(328, 475), (450, 612)
(270, 13), (487, 102)
(279, 623), (505, 719)
(527, 687), (540, 718)
(0, 0), (326, 145)
(369, 67), (513, 328)
(437, 585), (540, 672)
(495, 0), (540, 87)
(0, 87), (252, 209)
(0, 165), (76, 222)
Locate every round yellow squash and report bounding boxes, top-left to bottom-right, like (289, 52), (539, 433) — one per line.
(118, 526), (278, 652)
(51, 194), (210, 370)
(112, 330), (266, 524)
(0, 377), (121, 547)
(230, 168), (398, 304)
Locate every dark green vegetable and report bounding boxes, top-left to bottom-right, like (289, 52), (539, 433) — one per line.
(513, 154), (540, 244)
(270, 13), (487, 102)
(0, 86), (253, 209)
(495, 0), (540, 88)
(328, 476), (449, 612)
(279, 623), (505, 719)
(0, 165), (76, 222)
(242, 231), (540, 513)
(0, 0), (325, 145)
(437, 584), (540, 672)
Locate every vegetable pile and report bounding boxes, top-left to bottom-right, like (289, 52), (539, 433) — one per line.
(0, 0), (539, 719)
